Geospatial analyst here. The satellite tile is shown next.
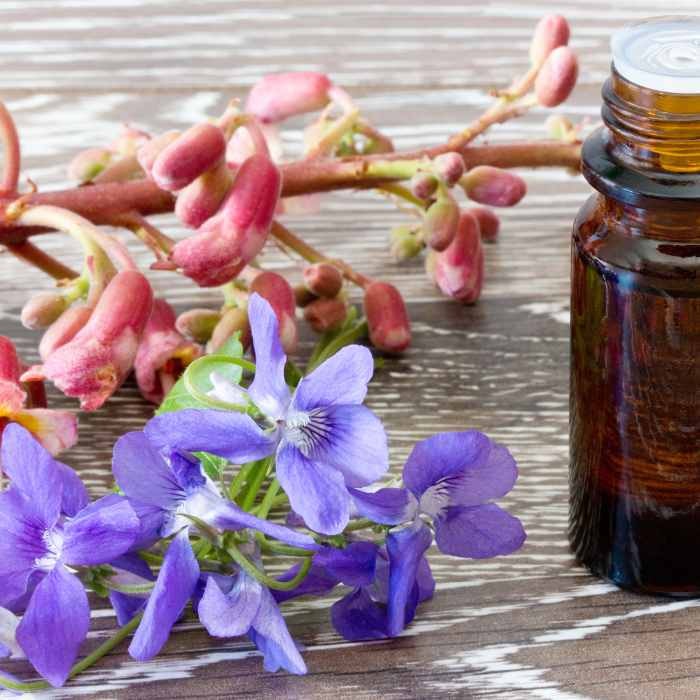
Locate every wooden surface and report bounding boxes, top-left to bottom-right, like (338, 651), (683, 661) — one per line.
(3, 1), (700, 698)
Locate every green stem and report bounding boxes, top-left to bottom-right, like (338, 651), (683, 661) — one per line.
(229, 460), (256, 500)
(307, 320), (369, 372)
(0, 613), (143, 693)
(227, 543), (313, 591)
(239, 458), (271, 511)
(343, 517), (374, 533)
(104, 579), (155, 595)
(256, 478), (281, 519)
(256, 536), (315, 558)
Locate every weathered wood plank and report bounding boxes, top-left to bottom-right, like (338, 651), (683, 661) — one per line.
(2, 2), (699, 699)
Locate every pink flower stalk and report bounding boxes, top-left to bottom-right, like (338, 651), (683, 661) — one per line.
(461, 166), (527, 207)
(422, 196), (460, 251)
(535, 46), (579, 108)
(23, 271), (154, 411)
(249, 271), (298, 353)
(136, 130), (180, 178)
(170, 153), (282, 287)
(246, 72), (332, 124)
(468, 206), (500, 243)
(39, 305), (94, 362)
(207, 307), (251, 353)
(432, 152), (465, 187)
(175, 162), (234, 229)
(303, 263), (343, 298)
(428, 211), (484, 304)
(134, 299), (201, 404)
(529, 14), (570, 66)
(151, 123), (227, 191)
(363, 281), (411, 354)
(304, 297), (347, 333)
(21, 292), (68, 330)
(0, 336), (77, 456)
(67, 147), (112, 183)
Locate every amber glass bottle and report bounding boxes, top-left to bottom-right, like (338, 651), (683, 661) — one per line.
(569, 17), (700, 594)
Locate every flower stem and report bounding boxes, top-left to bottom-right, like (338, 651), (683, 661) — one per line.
(227, 542), (313, 591)
(343, 517), (375, 533)
(239, 458), (272, 512)
(256, 478), (281, 519)
(229, 460), (257, 500)
(104, 579), (155, 594)
(0, 613), (143, 693)
(271, 221), (373, 289)
(5, 241), (78, 280)
(306, 320), (369, 373)
(0, 102), (20, 196)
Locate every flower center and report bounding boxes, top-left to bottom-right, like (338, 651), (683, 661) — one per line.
(35, 527), (64, 572)
(419, 481), (452, 518)
(284, 409), (329, 457)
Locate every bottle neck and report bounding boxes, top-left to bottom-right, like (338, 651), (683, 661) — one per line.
(602, 69), (700, 173)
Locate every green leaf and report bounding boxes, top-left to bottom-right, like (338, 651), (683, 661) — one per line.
(195, 451), (229, 481)
(156, 332), (245, 415)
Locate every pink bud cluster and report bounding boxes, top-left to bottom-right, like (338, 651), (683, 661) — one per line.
(299, 263), (348, 334)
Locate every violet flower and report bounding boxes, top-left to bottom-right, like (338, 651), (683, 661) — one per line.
(331, 524), (435, 640)
(111, 429), (317, 661)
(146, 293), (388, 535)
(197, 546), (306, 675)
(0, 424), (140, 687)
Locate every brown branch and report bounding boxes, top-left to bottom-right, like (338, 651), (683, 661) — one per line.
(0, 141), (581, 243)
(5, 241), (78, 280)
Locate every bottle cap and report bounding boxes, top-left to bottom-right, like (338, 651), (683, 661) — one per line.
(612, 16), (700, 94)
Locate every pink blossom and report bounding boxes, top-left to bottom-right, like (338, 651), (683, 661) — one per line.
(249, 271), (298, 353)
(135, 299), (201, 404)
(363, 281), (411, 353)
(246, 72), (332, 124)
(170, 153), (281, 287)
(24, 271), (154, 411)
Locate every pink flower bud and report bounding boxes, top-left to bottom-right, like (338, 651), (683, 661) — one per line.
(462, 166), (527, 207)
(303, 263), (343, 298)
(304, 297), (347, 333)
(137, 130), (180, 178)
(207, 307), (251, 353)
(467, 206), (500, 243)
(249, 271), (298, 353)
(422, 196), (460, 251)
(428, 212), (484, 304)
(529, 15), (570, 66)
(21, 292), (69, 330)
(67, 147), (112, 183)
(135, 299), (201, 404)
(433, 152), (465, 187)
(175, 162), (234, 229)
(171, 153), (281, 287)
(110, 125), (150, 157)
(152, 123), (226, 191)
(410, 172), (438, 200)
(39, 305), (94, 362)
(175, 308), (221, 343)
(246, 72), (332, 124)
(363, 281), (411, 354)
(535, 46), (578, 108)
(389, 225), (423, 262)
(26, 271), (154, 411)
(0, 336), (22, 384)
(294, 284), (317, 308)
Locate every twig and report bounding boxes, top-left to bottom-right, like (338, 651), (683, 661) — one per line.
(5, 240), (78, 280)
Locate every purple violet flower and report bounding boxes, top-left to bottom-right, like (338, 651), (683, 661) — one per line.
(351, 430), (526, 558)
(197, 547), (306, 675)
(0, 424), (140, 687)
(111, 429), (317, 661)
(145, 293), (389, 535)
(331, 523), (435, 640)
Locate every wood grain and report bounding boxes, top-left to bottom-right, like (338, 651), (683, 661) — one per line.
(2, 1), (700, 698)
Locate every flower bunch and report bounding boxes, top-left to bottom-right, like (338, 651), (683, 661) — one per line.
(0, 14), (582, 412)
(0, 294), (525, 690)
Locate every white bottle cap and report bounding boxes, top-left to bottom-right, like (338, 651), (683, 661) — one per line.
(612, 16), (700, 94)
